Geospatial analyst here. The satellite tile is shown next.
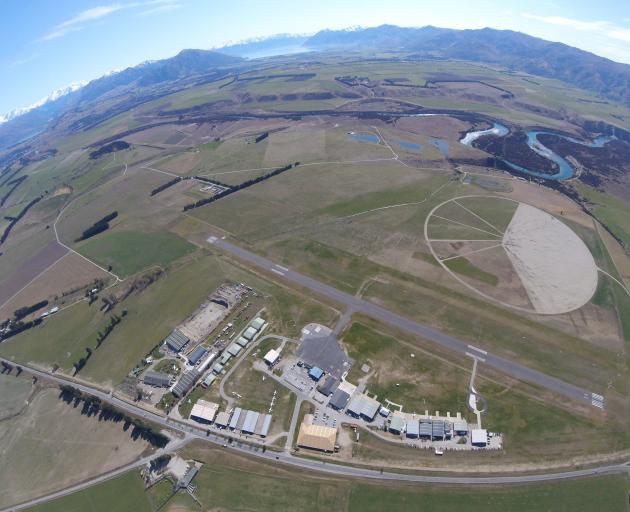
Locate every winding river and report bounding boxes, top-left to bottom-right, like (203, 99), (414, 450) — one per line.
(460, 123), (614, 180)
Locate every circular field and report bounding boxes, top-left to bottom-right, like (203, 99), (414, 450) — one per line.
(424, 196), (599, 315)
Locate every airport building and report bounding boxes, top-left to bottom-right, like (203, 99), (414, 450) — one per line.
(142, 371), (172, 388)
(189, 399), (219, 424)
(164, 329), (190, 353)
(296, 414), (337, 452)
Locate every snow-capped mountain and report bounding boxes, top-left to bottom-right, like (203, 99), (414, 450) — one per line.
(0, 81), (87, 124)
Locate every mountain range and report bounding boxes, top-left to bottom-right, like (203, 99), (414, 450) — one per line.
(3, 24), (630, 150)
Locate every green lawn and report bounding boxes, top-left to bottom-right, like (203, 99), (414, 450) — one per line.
(29, 456), (629, 512)
(347, 476), (629, 512)
(78, 230), (196, 277)
(27, 471), (150, 512)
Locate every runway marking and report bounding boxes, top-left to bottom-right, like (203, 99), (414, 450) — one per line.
(465, 352), (486, 363)
(207, 236), (217, 243)
(591, 393), (605, 410)
(271, 268), (285, 276)
(467, 344), (488, 355)
(275, 264), (289, 272)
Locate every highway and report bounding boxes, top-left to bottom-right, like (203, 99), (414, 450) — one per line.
(207, 236), (603, 409)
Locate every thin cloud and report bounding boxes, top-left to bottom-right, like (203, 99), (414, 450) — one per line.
(522, 13), (630, 44)
(40, 4), (125, 41)
(138, 2), (181, 16)
(7, 54), (39, 69)
(37, 1), (181, 42)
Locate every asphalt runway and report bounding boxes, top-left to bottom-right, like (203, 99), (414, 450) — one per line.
(208, 236), (603, 410)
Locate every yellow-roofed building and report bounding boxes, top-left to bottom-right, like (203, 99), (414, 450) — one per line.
(296, 414), (337, 452)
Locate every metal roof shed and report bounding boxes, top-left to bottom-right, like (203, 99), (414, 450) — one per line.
(236, 336), (249, 348)
(406, 419), (420, 438)
(227, 343), (242, 357)
(172, 369), (200, 398)
(143, 371), (172, 388)
(212, 362), (224, 374)
(229, 408), (242, 430)
(177, 466), (198, 489)
(188, 346), (207, 365)
(251, 317), (266, 330)
(203, 374), (216, 387)
(242, 410), (260, 434)
(215, 411), (231, 428)
(471, 429), (488, 447)
(190, 400), (219, 424)
(164, 329), (190, 352)
(453, 421), (468, 435)
(328, 389), (350, 410)
(259, 414), (272, 437)
(360, 396), (381, 421)
(220, 353), (232, 365)
(243, 327), (257, 340)
(419, 421), (433, 438)
(432, 420), (445, 440)
(389, 413), (406, 434)
(316, 376), (339, 397)
(346, 394), (364, 417)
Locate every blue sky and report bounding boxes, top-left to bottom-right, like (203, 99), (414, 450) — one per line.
(1, 0), (630, 114)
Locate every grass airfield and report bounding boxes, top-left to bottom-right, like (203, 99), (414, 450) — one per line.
(0, 54), (630, 507)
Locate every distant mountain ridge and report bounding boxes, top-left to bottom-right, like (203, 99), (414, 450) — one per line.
(3, 24), (630, 151)
(305, 25), (630, 107)
(0, 49), (243, 150)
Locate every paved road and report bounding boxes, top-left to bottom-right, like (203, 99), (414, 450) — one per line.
(208, 237), (602, 409)
(0, 358), (627, 512)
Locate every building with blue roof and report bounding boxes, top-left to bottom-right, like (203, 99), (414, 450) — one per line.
(308, 366), (324, 381)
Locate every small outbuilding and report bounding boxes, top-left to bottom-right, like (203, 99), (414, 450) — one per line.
(263, 349), (280, 366)
(236, 336), (249, 348)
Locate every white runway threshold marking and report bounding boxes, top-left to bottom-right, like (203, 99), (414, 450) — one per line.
(271, 268), (285, 276)
(467, 344), (488, 355)
(591, 393), (605, 410)
(275, 264), (289, 272)
(465, 352), (486, 363)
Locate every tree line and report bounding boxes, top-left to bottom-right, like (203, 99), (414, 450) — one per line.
(59, 385), (169, 447)
(13, 300), (48, 321)
(183, 162), (299, 211)
(150, 177), (182, 196)
(75, 211), (118, 242)
(0, 196), (42, 245)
